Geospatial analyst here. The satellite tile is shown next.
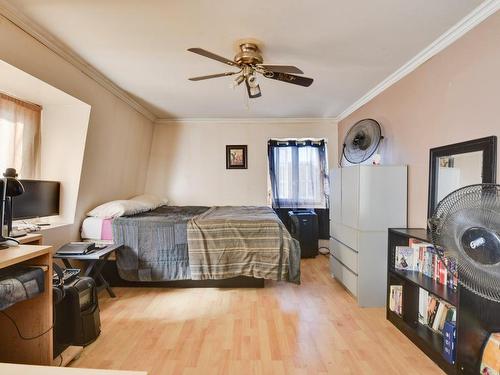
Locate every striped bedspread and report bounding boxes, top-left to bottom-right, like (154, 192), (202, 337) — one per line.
(187, 206), (300, 284)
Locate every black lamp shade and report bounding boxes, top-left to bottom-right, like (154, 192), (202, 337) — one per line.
(0, 178), (25, 197)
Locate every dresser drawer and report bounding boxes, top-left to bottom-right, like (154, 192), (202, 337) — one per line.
(330, 222), (358, 250)
(330, 237), (358, 273)
(330, 254), (358, 297)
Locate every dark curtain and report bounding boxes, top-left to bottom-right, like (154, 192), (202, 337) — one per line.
(268, 139), (329, 209)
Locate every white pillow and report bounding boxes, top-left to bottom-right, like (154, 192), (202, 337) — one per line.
(87, 200), (150, 219)
(130, 194), (168, 209)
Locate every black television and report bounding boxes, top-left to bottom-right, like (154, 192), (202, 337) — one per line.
(12, 179), (60, 220)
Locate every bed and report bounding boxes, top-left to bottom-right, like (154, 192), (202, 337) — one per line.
(104, 205), (300, 286)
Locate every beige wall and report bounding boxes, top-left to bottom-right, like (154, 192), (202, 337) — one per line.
(338, 12), (500, 228)
(146, 120), (338, 206)
(41, 104), (91, 224)
(0, 16), (154, 248)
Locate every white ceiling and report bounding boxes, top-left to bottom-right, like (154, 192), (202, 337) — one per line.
(0, 59), (88, 107)
(6, 0), (485, 119)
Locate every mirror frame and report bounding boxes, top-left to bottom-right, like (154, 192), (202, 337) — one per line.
(428, 136), (497, 219)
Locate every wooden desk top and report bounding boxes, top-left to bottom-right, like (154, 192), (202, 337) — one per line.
(18, 233), (43, 245)
(0, 245), (52, 269)
(0, 363), (147, 375)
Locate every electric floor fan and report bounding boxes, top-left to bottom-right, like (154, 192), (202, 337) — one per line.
(429, 184), (500, 374)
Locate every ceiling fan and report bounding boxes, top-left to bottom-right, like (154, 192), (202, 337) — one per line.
(187, 42), (313, 98)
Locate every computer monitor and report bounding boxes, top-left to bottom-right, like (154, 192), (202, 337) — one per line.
(12, 180), (60, 220)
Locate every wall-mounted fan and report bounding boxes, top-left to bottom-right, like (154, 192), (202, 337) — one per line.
(187, 42), (313, 99)
(429, 184), (500, 374)
(342, 119), (383, 165)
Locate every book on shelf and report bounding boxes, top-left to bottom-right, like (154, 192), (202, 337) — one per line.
(418, 288), (429, 324)
(438, 258), (447, 286)
(389, 285), (403, 316)
(427, 296), (440, 328)
(394, 239), (458, 290)
(447, 258), (458, 290)
(395, 246), (418, 271)
(419, 287), (456, 335)
(443, 321), (457, 364)
(433, 301), (448, 332)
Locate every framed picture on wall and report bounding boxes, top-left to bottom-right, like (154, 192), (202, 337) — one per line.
(226, 145), (247, 169)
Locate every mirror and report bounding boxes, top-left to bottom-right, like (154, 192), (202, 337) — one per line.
(428, 136), (497, 218)
(436, 151), (483, 202)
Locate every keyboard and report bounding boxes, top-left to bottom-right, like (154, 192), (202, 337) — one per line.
(53, 268), (81, 284)
(10, 229), (27, 238)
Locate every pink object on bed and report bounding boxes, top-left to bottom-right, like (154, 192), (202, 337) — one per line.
(101, 218), (113, 240)
(81, 217), (114, 242)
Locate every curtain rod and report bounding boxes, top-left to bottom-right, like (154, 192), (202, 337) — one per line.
(0, 92), (42, 112)
(269, 138), (327, 143)
(268, 138), (327, 146)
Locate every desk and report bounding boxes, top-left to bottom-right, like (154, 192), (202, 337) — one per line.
(54, 244), (122, 298)
(17, 233), (43, 245)
(0, 245), (53, 365)
(0, 363), (147, 375)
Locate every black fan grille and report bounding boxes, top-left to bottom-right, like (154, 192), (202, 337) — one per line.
(343, 119), (382, 164)
(430, 184), (500, 302)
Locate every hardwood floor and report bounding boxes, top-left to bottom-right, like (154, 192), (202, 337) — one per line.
(71, 256), (443, 374)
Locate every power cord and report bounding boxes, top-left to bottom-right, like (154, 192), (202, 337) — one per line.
(1, 310), (64, 366)
(0, 310), (53, 340)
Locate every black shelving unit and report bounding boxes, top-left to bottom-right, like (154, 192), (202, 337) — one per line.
(391, 269), (458, 307)
(387, 228), (457, 375)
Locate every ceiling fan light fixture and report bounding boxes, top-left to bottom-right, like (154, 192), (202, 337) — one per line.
(245, 77), (261, 98)
(232, 74), (245, 88)
(247, 73), (258, 88)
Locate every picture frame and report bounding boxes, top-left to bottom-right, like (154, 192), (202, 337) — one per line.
(226, 145), (248, 169)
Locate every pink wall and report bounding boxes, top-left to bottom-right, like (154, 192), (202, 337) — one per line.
(338, 12), (500, 228)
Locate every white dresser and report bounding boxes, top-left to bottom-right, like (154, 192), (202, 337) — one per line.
(329, 165), (407, 307)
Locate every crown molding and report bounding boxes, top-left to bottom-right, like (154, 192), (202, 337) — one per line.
(155, 117), (339, 125)
(0, 0), (157, 122)
(336, 0), (500, 122)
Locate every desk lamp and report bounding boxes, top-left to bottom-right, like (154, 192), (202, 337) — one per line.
(0, 168), (25, 246)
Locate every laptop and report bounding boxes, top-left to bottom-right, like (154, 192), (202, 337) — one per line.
(57, 242), (96, 255)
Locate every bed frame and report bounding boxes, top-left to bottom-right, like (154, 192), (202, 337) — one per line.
(101, 260), (265, 289)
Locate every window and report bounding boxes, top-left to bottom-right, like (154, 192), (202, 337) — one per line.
(268, 139), (329, 208)
(0, 93), (41, 178)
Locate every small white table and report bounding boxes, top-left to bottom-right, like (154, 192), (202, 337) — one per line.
(54, 244), (122, 298)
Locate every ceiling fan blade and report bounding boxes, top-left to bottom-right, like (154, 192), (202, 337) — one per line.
(187, 48), (237, 67)
(188, 72), (238, 81)
(256, 64), (304, 74)
(264, 72), (313, 87)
